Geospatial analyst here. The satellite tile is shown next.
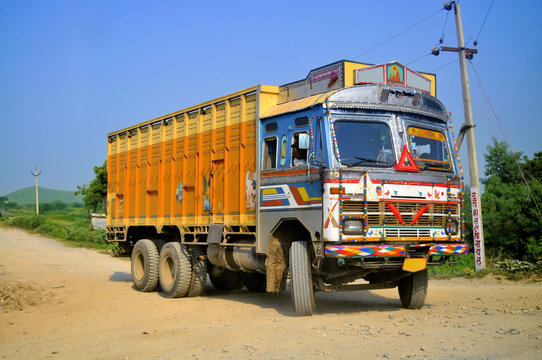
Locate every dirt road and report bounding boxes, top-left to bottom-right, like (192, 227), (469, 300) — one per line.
(0, 227), (541, 359)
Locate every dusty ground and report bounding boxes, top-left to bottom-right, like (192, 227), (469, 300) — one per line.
(0, 227), (541, 360)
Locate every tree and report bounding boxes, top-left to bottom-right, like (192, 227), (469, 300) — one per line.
(0, 196), (19, 210)
(481, 139), (542, 261)
(76, 161), (107, 215)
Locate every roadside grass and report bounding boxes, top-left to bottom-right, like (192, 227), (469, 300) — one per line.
(0, 206), (111, 251)
(429, 252), (541, 281)
(429, 253), (478, 279)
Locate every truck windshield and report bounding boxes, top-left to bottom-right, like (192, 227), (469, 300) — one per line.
(408, 127), (452, 171)
(333, 121), (395, 167)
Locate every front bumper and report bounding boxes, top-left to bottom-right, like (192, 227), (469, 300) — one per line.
(324, 243), (469, 258)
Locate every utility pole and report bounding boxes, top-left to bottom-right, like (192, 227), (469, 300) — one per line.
(432, 1), (485, 271)
(31, 166), (41, 215)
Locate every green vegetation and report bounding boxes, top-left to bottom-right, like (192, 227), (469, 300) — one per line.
(0, 203), (109, 250)
(75, 161), (107, 215)
(0, 161), (110, 251)
(428, 253), (541, 280)
(481, 139), (542, 262)
(2, 187), (83, 205)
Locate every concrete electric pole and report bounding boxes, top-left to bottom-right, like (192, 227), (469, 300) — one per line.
(432, 1), (486, 271)
(31, 166), (41, 215)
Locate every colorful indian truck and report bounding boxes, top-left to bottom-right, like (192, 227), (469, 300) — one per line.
(106, 60), (469, 316)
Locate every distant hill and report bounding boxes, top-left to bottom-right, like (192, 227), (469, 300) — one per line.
(2, 186), (83, 205)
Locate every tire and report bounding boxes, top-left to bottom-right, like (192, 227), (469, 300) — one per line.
(398, 269), (428, 309)
(158, 242), (192, 298)
(208, 264), (244, 291)
(187, 245), (207, 297)
(243, 272), (267, 292)
(289, 241), (315, 316)
(131, 239), (159, 292)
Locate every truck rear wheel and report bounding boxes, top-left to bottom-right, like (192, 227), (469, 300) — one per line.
(131, 239), (159, 292)
(243, 272), (266, 292)
(289, 241), (315, 316)
(187, 245), (207, 297)
(398, 269), (428, 309)
(208, 264), (243, 291)
(159, 242), (192, 298)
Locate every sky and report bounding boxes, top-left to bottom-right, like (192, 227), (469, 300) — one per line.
(1, 0), (541, 195)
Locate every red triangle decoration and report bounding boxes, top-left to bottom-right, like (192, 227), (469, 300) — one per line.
(394, 145), (420, 172)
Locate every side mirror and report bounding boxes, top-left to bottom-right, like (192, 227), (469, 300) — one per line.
(298, 133), (309, 149)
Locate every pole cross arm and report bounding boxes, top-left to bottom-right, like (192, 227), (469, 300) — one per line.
(441, 46), (478, 54)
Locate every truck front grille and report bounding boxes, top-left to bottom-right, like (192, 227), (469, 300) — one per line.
(384, 228), (431, 237)
(341, 200), (459, 228)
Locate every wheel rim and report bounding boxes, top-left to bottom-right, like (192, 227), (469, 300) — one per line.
(161, 255), (175, 287)
(134, 252), (145, 281)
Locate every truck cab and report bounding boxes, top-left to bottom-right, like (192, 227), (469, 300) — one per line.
(258, 61), (468, 315)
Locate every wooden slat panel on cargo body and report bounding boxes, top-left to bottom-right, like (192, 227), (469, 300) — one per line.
(125, 130), (138, 220)
(107, 88), (262, 227)
(214, 102), (226, 160)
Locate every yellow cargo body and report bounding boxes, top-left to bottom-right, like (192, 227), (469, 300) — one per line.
(107, 85), (280, 235)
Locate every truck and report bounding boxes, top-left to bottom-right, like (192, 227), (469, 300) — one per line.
(106, 60), (469, 316)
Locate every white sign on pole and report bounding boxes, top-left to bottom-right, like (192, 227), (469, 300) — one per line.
(470, 187), (485, 271)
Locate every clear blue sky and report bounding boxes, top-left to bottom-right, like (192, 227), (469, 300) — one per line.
(1, 0), (541, 195)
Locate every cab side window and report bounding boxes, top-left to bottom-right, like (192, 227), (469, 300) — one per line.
(291, 132), (308, 167)
(262, 137), (277, 170)
(314, 117), (325, 163)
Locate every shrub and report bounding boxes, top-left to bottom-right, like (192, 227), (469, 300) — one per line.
(495, 259), (536, 273)
(65, 226), (106, 245)
(41, 201), (69, 213)
(9, 215), (45, 230)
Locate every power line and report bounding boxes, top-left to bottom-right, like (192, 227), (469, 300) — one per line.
(352, 7), (444, 60)
(406, 53), (431, 66)
(469, 59), (542, 221)
(429, 59), (457, 72)
(440, 10), (450, 43)
(475, 0), (494, 42)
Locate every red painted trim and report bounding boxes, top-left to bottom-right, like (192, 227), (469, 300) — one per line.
(386, 203), (405, 225)
(336, 197), (459, 205)
(262, 200), (284, 207)
(261, 168), (318, 178)
(411, 204), (430, 225)
(324, 179), (460, 189)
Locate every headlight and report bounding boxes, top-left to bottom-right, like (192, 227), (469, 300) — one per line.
(343, 219), (364, 234)
(445, 219), (459, 235)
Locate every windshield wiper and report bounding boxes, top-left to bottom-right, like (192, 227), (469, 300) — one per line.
(416, 160), (450, 171)
(349, 157), (380, 167)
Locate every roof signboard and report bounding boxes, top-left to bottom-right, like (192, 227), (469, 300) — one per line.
(354, 62), (432, 93)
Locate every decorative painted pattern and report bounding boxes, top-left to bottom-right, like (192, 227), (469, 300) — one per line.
(325, 244), (405, 258)
(261, 184), (322, 210)
(261, 186), (290, 207)
(428, 243), (470, 256)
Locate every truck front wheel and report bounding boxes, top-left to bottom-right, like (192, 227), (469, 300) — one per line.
(398, 269), (428, 309)
(289, 241), (316, 316)
(158, 242), (192, 298)
(131, 239), (159, 292)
